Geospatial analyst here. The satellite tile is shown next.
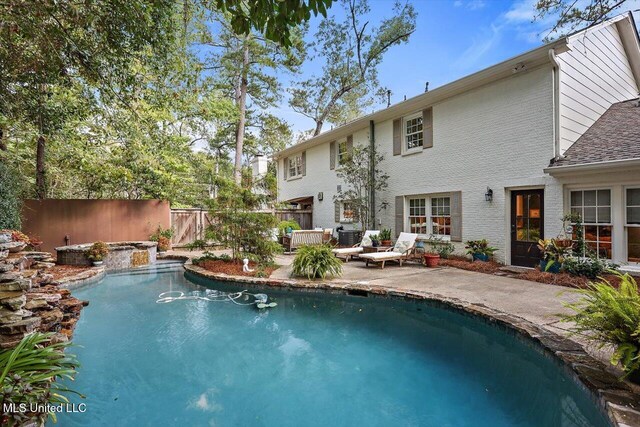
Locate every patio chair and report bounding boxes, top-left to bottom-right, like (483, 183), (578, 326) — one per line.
(332, 230), (379, 262)
(359, 232), (419, 269)
(283, 230), (324, 253)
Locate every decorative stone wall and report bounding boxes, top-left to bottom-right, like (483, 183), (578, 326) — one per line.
(56, 241), (157, 271)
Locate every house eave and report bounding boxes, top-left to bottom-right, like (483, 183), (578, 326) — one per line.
(544, 158), (640, 175)
(274, 39), (567, 160)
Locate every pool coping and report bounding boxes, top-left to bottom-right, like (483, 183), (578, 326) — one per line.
(183, 262), (640, 427)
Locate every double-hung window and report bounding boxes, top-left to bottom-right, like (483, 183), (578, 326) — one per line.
(337, 140), (349, 165)
(408, 196), (451, 237)
(626, 188), (640, 263)
(570, 189), (612, 259)
(341, 202), (355, 222)
(288, 154), (302, 179)
(404, 113), (423, 152)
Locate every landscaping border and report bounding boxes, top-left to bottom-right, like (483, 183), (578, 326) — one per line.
(184, 262), (640, 427)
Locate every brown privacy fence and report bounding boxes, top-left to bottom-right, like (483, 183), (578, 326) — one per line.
(170, 209), (213, 247)
(275, 209), (313, 230)
(22, 199), (171, 254)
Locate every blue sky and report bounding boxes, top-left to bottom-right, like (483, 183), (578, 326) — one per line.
(277, 0), (640, 134)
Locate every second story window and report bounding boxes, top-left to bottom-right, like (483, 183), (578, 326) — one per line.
(337, 140), (349, 165)
(288, 154), (302, 178)
(404, 113), (423, 152)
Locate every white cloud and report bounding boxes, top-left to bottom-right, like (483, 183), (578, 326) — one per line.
(504, 0), (536, 23)
(453, 0), (486, 10)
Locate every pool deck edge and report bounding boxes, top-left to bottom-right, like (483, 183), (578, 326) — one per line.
(183, 262), (640, 427)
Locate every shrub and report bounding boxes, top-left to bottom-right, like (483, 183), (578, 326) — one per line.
(84, 241), (109, 262)
(562, 256), (618, 279)
(379, 228), (392, 241)
(563, 273), (640, 378)
(185, 239), (208, 251)
(427, 237), (455, 258)
(465, 239), (498, 257)
(277, 220), (301, 236)
(292, 244), (342, 279)
(192, 252), (232, 265)
(0, 162), (22, 230)
(0, 332), (82, 425)
(150, 225), (174, 241)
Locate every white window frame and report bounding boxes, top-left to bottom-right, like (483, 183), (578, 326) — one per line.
(407, 195), (451, 240)
(403, 112), (423, 154)
(288, 154), (303, 179)
(569, 189), (612, 259)
(341, 202), (355, 223)
(625, 186), (640, 264)
(337, 139), (349, 166)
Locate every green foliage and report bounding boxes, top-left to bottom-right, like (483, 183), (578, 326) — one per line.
(369, 234), (380, 245)
(84, 241), (109, 262)
(289, 0), (416, 134)
(465, 239), (498, 257)
(563, 213), (588, 257)
(150, 225), (174, 241)
(562, 256), (618, 279)
(291, 244), (343, 279)
(192, 251), (232, 265)
(0, 332), (82, 425)
(206, 177), (281, 263)
(334, 145), (389, 231)
(378, 228), (392, 241)
(0, 162), (22, 230)
(214, 0), (333, 47)
(428, 237), (455, 259)
(186, 239), (209, 251)
(563, 273), (640, 377)
(277, 220), (301, 236)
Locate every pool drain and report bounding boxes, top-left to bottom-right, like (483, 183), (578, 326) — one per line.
(156, 289), (277, 308)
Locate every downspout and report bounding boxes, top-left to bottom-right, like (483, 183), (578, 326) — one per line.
(548, 48), (563, 161)
(369, 120), (376, 228)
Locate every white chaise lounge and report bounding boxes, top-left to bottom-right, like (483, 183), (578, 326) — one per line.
(332, 230), (379, 262)
(359, 232), (418, 269)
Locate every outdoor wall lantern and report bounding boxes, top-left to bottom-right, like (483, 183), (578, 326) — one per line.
(317, 192), (323, 201)
(485, 187), (493, 202)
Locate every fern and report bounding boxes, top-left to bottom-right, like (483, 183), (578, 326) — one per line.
(291, 245), (343, 279)
(563, 272), (640, 377)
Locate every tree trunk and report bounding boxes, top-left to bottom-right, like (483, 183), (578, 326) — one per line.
(234, 39), (250, 184)
(0, 127), (6, 151)
(35, 134), (46, 199)
(313, 120), (324, 137)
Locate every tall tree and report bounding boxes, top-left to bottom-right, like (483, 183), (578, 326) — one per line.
(289, 0), (416, 136)
(199, 13), (305, 183)
(535, 0), (634, 40)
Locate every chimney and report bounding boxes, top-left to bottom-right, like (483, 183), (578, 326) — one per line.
(251, 154), (269, 179)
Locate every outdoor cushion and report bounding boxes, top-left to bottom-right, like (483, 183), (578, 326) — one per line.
(333, 247), (364, 255)
(359, 251), (404, 260)
(394, 240), (411, 253)
(361, 235), (372, 247)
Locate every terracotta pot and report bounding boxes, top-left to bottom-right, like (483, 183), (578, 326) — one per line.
(423, 253), (440, 268)
(381, 240), (392, 246)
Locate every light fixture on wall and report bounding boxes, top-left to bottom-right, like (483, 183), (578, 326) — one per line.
(317, 192), (323, 201)
(485, 187), (493, 202)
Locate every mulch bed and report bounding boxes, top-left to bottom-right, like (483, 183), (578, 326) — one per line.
(439, 255), (623, 289)
(48, 265), (94, 281)
(195, 260), (276, 277)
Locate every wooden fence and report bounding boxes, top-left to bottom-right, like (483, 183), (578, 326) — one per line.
(274, 209), (313, 230)
(170, 209), (212, 247)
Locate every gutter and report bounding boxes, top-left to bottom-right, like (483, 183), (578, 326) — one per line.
(544, 157), (640, 175)
(369, 120), (375, 228)
(548, 48), (563, 161)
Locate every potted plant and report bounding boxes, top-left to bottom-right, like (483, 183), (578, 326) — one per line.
(465, 239), (498, 262)
(150, 225), (174, 252)
(370, 234), (380, 247)
(379, 228), (392, 246)
(85, 241), (109, 266)
(537, 238), (568, 273)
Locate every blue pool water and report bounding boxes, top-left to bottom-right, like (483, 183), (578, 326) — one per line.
(56, 263), (609, 426)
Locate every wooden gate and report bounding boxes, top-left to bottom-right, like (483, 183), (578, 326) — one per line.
(275, 209), (313, 230)
(170, 209), (212, 247)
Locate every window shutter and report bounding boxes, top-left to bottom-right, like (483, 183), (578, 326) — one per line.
(423, 108), (433, 149)
(334, 201), (341, 222)
(283, 157), (288, 179)
(346, 135), (353, 156)
(329, 141), (336, 170)
(301, 151), (306, 176)
(352, 201), (359, 223)
(450, 191), (462, 242)
(395, 195), (404, 237)
(393, 119), (401, 156)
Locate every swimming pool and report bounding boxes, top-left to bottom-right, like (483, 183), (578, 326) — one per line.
(56, 262), (609, 426)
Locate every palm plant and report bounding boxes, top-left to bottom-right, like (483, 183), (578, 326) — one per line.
(563, 273), (640, 380)
(291, 244), (343, 279)
(0, 333), (82, 424)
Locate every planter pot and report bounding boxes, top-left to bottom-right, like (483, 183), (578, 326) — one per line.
(556, 239), (573, 249)
(381, 240), (392, 246)
(540, 260), (561, 274)
(372, 241), (379, 247)
(472, 253), (489, 262)
(424, 254), (440, 268)
(92, 261), (104, 267)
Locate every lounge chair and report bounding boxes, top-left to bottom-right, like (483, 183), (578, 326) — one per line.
(283, 230), (324, 253)
(359, 232), (419, 269)
(332, 230), (379, 262)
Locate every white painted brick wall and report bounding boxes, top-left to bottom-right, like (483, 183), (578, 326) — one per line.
(279, 66), (568, 263)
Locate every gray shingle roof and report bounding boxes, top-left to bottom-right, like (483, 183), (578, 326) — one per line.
(550, 98), (640, 167)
